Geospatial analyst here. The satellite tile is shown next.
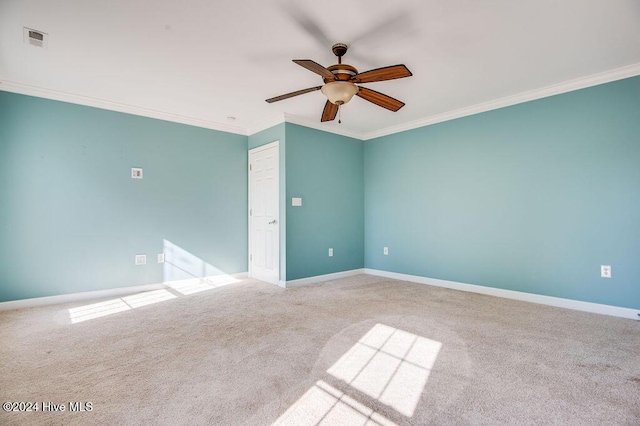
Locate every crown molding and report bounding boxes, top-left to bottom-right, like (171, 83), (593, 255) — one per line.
(246, 112), (286, 136)
(282, 113), (363, 140)
(4, 62), (640, 142)
(247, 112), (362, 140)
(0, 80), (248, 136)
(362, 62), (640, 140)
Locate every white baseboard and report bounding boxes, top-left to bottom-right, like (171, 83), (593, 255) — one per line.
(0, 272), (248, 311)
(282, 269), (365, 288)
(364, 269), (639, 320)
(6, 269), (634, 320)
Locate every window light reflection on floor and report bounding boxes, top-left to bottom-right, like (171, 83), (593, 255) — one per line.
(68, 289), (176, 324)
(67, 239), (241, 324)
(67, 274), (240, 324)
(327, 324), (442, 417)
(165, 275), (241, 296)
(121, 289), (177, 308)
(272, 380), (397, 426)
(67, 299), (131, 324)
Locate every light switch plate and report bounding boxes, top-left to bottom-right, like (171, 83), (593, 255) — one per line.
(383, 247), (389, 255)
(158, 253), (165, 264)
(135, 254), (147, 265)
(131, 168), (143, 179)
(292, 197), (302, 207)
(328, 248), (333, 257)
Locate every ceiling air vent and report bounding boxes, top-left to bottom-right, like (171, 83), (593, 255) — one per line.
(23, 27), (48, 48)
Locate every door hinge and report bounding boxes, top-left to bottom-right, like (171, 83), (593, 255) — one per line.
(250, 254), (252, 261)
(250, 209), (252, 216)
(250, 164), (252, 171)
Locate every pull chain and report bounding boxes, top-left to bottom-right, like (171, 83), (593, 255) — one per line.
(338, 106), (341, 124)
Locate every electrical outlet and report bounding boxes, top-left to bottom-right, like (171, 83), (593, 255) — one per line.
(328, 248), (333, 257)
(135, 254), (146, 265)
(131, 168), (143, 179)
(157, 253), (165, 263)
(601, 265), (611, 278)
(383, 247), (389, 255)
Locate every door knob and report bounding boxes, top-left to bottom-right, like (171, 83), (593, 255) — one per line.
(269, 220), (278, 225)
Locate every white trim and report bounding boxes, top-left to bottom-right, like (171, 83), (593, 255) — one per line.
(247, 113), (286, 136)
(282, 113), (363, 140)
(283, 269), (365, 288)
(364, 269), (639, 320)
(246, 113), (363, 140)
(362, 62), (640, 140)
(0, 80), (248, 136)
(0, 272), (249, 311)
(4, 63), (640, 141)
(251, 63), (640, 140)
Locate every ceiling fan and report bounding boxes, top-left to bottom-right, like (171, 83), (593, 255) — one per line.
(266, 43), (412, 123)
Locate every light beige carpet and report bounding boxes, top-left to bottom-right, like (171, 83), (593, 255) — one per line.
(1, 274), (639, 425)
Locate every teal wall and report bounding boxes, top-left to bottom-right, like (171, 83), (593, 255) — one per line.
(0, 92), (248, 302)
(248, 123), (287, 280)
(285, 123), (364, 280)
(248, 123), (365, 281)
(3, 75), (639, 308)
(248, 122), (285, 150)
(365, 76), (640, 309)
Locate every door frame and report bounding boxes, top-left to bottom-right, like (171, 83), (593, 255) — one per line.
(248, 140), (280, 285)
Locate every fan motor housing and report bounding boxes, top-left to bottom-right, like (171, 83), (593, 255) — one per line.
(324, 64), (358, 82)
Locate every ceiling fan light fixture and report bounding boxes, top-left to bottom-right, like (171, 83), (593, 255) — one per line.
(321, 81), (359, 105)
(265, 43), (411, 122)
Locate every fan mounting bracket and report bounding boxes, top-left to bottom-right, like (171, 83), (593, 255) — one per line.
(332, 43), (348, 58)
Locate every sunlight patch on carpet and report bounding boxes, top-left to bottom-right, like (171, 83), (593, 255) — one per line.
(161, 240), (240, 295)
(328, 324), (441, 417)
(67, 239), (241, 323)
(165, 275), (240, 296)
(272, 380), (396, 426)
(68, 289), (176, 323)
(121, 289), (177, 308)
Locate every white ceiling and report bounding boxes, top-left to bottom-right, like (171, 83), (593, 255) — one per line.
(1, 0), (639, 138)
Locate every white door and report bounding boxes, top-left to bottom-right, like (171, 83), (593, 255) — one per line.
(249, 141), (279, 285)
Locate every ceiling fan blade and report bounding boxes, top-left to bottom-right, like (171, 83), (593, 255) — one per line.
(350, 11), (413, 47)
(321, 100), (338, 122)
(293, 60), (335, 80)
(353, 65), (412, 83)
(356, 87), (405, 112)
(283, 2), (332, 48)
(266, 86), (322, 103)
